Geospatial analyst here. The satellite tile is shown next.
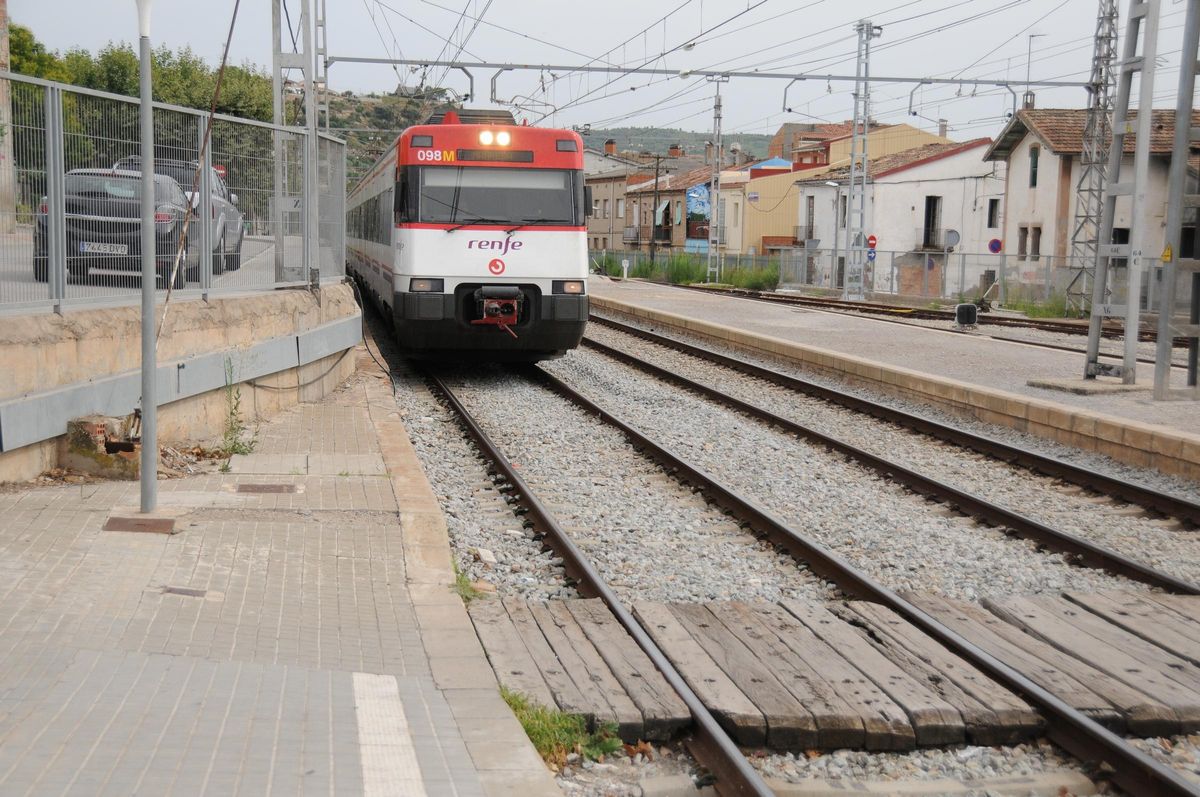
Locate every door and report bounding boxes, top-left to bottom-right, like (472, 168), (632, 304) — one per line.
(923, 195), (942, 248)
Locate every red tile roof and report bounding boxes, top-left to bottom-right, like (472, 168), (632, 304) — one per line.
(626, 165), (716, 194)
(984, 108), (1200, 160)
(795, 138), (992, 183)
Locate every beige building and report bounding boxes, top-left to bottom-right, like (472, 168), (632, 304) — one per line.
(728, 124), (952, 255)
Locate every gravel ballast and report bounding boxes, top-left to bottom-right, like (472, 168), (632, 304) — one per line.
(581, 322), (1200, 586)
(542, 349), (1141, 600)
(442, 368), (836, 605)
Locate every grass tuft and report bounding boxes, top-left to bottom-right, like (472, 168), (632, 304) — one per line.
(500, 687), (623, 767)
(452, 560), (483, 605)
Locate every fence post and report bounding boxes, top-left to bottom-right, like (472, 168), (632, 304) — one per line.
(44, 85), (65, 314)
(198, 118), (214, 299)
(958, 252), (966, 298)
(1043, 256), (1052, 302)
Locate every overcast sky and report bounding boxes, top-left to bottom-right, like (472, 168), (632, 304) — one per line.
(11, 0), (1192, 142)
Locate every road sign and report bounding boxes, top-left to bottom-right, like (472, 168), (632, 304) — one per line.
(214, 164), (227, 178)
(867, 249), (877, 262)
(988, 238), (1002, 254)
(867, 234), (877, 249)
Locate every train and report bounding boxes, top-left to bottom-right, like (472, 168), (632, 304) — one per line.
(346, 108), (591, 360)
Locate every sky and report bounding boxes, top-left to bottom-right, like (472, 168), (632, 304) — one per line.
(11, 0), (1194, 142)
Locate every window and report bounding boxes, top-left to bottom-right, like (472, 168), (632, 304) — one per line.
(1030, 226), (1042, 261)
(838, 194), (847, 228)
(408, 166), (583, 226)
(805, 196), (815, 237)
(733, 202), (739, 226)
(592, 194), (600, 215)
(675, 200), (682, 226)
(922, 195), (942, 248)
(1029, 145), (1039, 188)
(602, 237), (608, 249)
(617, 198), (624, 218)
(987, 198), (1000, 229)
(602, 198), (610, 218)
(1017, 225), (1028, 260)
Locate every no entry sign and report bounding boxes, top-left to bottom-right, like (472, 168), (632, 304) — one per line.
(867, 234), (877, 249)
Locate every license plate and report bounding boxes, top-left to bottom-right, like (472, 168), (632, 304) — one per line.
(79, 242), (128, 255)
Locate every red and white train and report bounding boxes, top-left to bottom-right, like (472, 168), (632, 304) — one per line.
(346, 108), (590, 360)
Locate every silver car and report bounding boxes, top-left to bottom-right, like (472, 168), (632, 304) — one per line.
(113, 156), (244, 274)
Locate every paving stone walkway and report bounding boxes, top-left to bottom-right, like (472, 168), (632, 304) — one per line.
(0, 355), (559, 796)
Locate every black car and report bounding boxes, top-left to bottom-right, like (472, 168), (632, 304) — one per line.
(34, 169), (200, 288)
(113, 156), (244, 273)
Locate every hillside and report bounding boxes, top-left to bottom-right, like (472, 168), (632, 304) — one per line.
(580, 126), (772, 159)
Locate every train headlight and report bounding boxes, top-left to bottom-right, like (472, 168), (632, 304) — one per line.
(553, 280), (585, 295)
(496, 130), (511, 146)
(410, 278), (444, 292)
(478, 130), (494, 145)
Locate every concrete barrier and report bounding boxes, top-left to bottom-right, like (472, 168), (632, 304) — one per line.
(593, 295), (1200, 481)
(0, 283), (361, 483)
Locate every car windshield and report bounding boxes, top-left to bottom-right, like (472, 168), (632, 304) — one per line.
(66, 174), (173, 201)
(416, 167), (579, 225)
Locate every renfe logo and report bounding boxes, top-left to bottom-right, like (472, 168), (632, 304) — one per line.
(488, 258), (505, 275)
(468, 238), (524, 256)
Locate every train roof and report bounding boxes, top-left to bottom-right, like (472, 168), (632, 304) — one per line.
(421, 107), (516, 126)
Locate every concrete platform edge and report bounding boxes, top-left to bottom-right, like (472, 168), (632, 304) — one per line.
(592, 295), (1200, 481)
(361, 369), (561, 797)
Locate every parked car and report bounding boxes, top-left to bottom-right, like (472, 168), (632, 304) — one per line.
(33, 168), (200, 288)
(112, 156), (244, 273)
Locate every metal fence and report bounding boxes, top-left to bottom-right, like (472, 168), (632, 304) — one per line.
(0, 70), (345, 314)
(591, 245), (1195, 315)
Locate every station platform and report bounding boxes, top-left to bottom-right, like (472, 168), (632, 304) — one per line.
(589, 279), (1200, 480)
(0, 344), (559, 796)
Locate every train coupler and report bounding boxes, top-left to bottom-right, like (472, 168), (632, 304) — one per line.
(471, 286), (521, 339)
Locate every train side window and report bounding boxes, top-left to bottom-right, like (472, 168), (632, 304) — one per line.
(395, 171), (409, 223)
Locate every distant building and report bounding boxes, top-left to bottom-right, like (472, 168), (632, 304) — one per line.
(726, 124), (951, 260)
(983, 108), (1198, 294)
(766, 122), (853, 160)
(794, 138), (1002, 294)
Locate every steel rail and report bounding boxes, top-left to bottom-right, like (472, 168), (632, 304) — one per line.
(524, 364), (1200, 797)
(422, 369), (771, 797)
(590, 315), (1200, 527)
(581, 336), (1199, 594)
(676, 284), (1185, 344)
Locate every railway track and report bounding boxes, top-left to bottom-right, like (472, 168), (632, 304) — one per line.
(423, 362), (1200, 796)
(677, 283), (1186, 345)
(590, 314), (1200, 529)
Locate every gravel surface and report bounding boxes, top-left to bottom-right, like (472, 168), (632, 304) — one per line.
(556, 744), (705, 797)
(384, 358), (576, 600)
(442, 368), (836, 605)
(750, 739), (1097, 790)
(592, 309), (1200, 505)
(543, 348), (1138, 600)
(1129, 734), (1200, 785)
(582, 323), (1200, 586)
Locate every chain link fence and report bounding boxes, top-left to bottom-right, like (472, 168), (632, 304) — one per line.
(590, 245), (1192, 318)
(0, 71), (345, 314)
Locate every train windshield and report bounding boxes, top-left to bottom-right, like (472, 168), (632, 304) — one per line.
(401, 167), (583, 226)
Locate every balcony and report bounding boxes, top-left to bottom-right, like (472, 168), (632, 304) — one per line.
(794, 225), (816, 244)
(623, 225), (671, 245)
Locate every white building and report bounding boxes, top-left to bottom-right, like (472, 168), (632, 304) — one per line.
(983, 108), (1197, 296)
(794, 138), (1004, 296)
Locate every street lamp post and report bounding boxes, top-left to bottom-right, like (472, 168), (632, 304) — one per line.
(136, 0), (157, 512)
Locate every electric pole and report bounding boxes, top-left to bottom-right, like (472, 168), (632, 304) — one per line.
(0, 0), (14, 235)
(648, 153), (670, 262)
(1066, 0), (1118, 315)
(706, 76), (729, 283)
(844, 20), (881, 300)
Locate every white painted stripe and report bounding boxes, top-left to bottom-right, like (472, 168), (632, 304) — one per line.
(353, 672), (428, 797)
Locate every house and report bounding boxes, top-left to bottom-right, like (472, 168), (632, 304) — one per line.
(622, 165), (718, 252)
(583, 140), (643, 176)
(726, 124), (952, 258)
(767, 121), (853, 160)
(983, 108), (1199, 289)
(794, 138), (1003, 294)
(586, 165), (653, 251)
